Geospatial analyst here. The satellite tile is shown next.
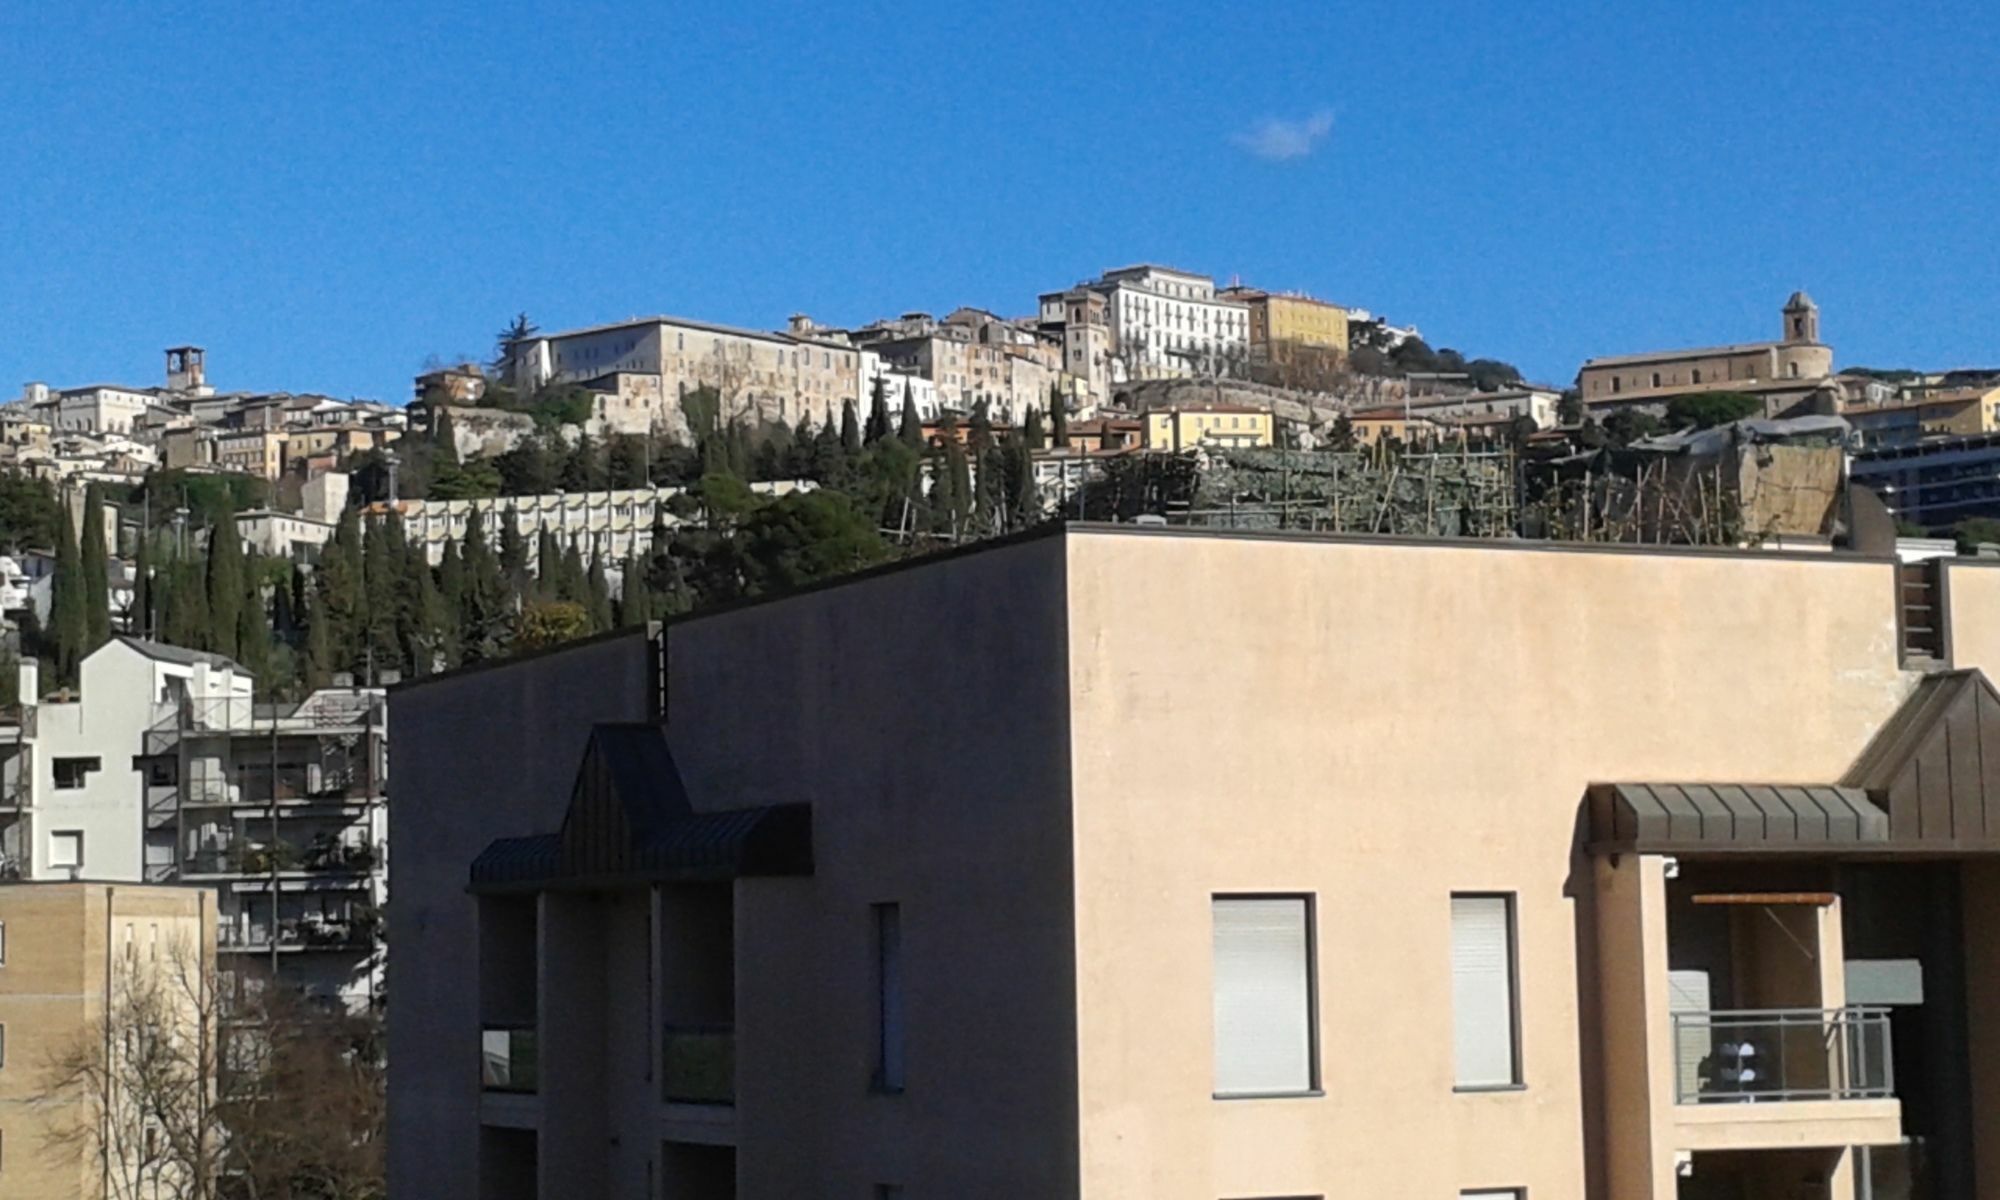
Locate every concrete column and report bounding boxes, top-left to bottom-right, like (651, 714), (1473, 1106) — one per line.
(540, 891), (608, 1198)
(1594, 854), (1677, 1200)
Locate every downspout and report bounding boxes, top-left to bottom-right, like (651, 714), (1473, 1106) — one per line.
(102, 885), (113, 1200)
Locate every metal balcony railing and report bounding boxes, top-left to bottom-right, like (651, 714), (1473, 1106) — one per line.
(1673, 1007), (1894, 1104)
(481, 1027), (538, 1093)
(661, 1024), (734, 1105)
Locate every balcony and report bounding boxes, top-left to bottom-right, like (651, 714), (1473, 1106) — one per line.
(1670, 1007), (1902, 1152)
(185, 836), (379, 878)
(1673, 1007), (1893, 1104)
(481, 1027), (538, 1093)
(662, 1024), (734, 1106)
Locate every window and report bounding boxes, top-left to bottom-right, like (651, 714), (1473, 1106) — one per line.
(1650, 372), (1662, 388)
(1691, 368), (1703, 384)
(0, 1023), (6, 1067)
(1789, 361), (1801, 379)
(53, 757), (101, 789)
(875, 1188), (904, 1200)
(1212, 895), (1316, 1097)
(1462, 1191), (1524, 1199)
(0, 920), (5, 965)
(49, 831), (83, 873)
(1611, 377), (1621, 394)
(1452, 894), (1521, 1089)
(873, 902), (904, 1092)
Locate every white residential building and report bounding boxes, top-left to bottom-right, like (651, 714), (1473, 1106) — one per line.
(238, 509), (337, 561)
(0, 640), (387, 1010)
(1090, 264), (1251, 381)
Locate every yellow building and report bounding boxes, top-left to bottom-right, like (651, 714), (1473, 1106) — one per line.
(1842, 385), (2000, 448)
(215, 427), (287, 481)
(1221, 286), (1349, 366)
(0, 882), (218, 1199)
(1142, 405), (1273, 452)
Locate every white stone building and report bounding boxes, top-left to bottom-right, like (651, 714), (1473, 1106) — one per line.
(1088, 264), (1251, 381)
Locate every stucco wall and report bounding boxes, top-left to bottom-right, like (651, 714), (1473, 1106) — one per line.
(386, 631), (657, 1200)
(1061, 530), (1915, 1200)
(665, 536), (1079, 1198)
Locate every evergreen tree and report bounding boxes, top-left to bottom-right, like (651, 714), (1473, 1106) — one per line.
(204, 513), (244, 658)
(619, 547), (654, 627)
(945, 438), (974, 534)
(165, 560), (208, 652)
(898, 382), (922, 447)
(50, 503), (87, 683)
(585, 552), (613, 632)
(1022, 405), (1045, 450)
(812, 420), (845, 485)
(320, 508), (365, 671)
(131, 530), (153, 640)
(437, 539), (466, 669)
(459, 510), (509, 663)
(1007, 439), (1041, 530)
(235, 552), (271, 684)
(1050, 384), (1069, 447)
(865, 375), (891, 444)
(787, 414), (815, 478)
(498, 512), (527, 583)
(361, 516), (401, 674)
(301, 579), (332, 691)
(534, 529), (561, 599)
(80, 485), (111, 652)
(840, 401), (862, 455)
(556, 542), (586, 603)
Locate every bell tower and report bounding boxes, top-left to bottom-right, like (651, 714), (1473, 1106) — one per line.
(1781, 292), (1819, 345)
(165, 345), (207, 393)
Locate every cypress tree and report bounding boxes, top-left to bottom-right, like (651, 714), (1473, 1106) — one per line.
(787, 414), (815, 478)
(556, 542), (585, 603)
(165, 560), (207, 652)
(619, 548), (653, 627)
(499, 512), (527, 584)
(535, 528), (560, 598)
(460, 510), (509, 663)
(205, 512), (244, 658)
(80, 485), (110, 652)
(302, 580), (332, 690)
(321, 508), (365, 670)
(1023, 406), (1046, 450)
(50, 503), (87, 683)
(585, 552), (613, 632)
(1008, 439), (1041, 530)
(1050, 384), (1069, 447)
(812, 420), (844, 485)
(361, 516), (400, 674)
(898, 382), (922, 447)
(235, 552), (271, 685)
(131, 530), (153, 640)
(840, 400), (862, 455)
(865, 375), (891, 444)
(437, 539), (466, 669)
(946, 439), (974, 533)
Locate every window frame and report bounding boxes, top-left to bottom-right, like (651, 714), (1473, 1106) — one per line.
(52, 756), (102, 790)
(1211, 892), (1321, 1100)
(1450, 891), (1524, 1092)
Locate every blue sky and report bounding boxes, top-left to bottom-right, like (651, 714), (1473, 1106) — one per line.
(2, 0), (1996, 402)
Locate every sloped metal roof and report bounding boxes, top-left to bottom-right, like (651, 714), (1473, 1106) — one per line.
(1590, 783), (1888, 851)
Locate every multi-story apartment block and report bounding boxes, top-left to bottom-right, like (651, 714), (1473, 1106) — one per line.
(1037, 288), (1120, 408)
(215, 427), (287, 481)
(0, 881), (218, 1199)
(141, 684), (387, 1010)
(861, 353), (940, 424)
(1091, 264), (1251, 381)
(1841, 385), (2000, 450)
(0, 639), (386, 1012)
(1219, 285), (1350, 369)
(36, 384), (165, 435)
(502, 316), (863, 439)
(1578, 292), (1837, 416)
(394, 524), (2000, 1199)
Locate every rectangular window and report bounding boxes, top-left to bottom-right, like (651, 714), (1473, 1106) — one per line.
(1462, 1191), (1524, 1199)
(873, 902), (904, 1092)
(49, 831), (83, 872)
(1212, 895), (1316, 1097)
(0, 920), (6, 965)
(52, 757), (101, 789)
(1452, 894), (1521, 1089)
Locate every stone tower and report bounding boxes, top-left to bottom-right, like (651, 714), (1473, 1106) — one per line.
(165, 345), (206, 393)
(1782, 291), (1820, 345)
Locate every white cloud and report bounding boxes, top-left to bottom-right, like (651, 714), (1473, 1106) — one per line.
(1232, 110), (1335, 162)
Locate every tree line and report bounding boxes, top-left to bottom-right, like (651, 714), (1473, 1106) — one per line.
(16, 378), (1055, 698)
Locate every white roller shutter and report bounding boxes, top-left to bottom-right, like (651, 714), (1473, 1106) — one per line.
(1452, 895), (1518, 1088)
(1212, 897), (1313, 1096)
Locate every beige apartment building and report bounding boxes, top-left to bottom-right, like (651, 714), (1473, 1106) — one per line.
(393, 524), (2000, 1199)
(1578, 292), (1836, 416)
(0, 882), (218, 1199)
